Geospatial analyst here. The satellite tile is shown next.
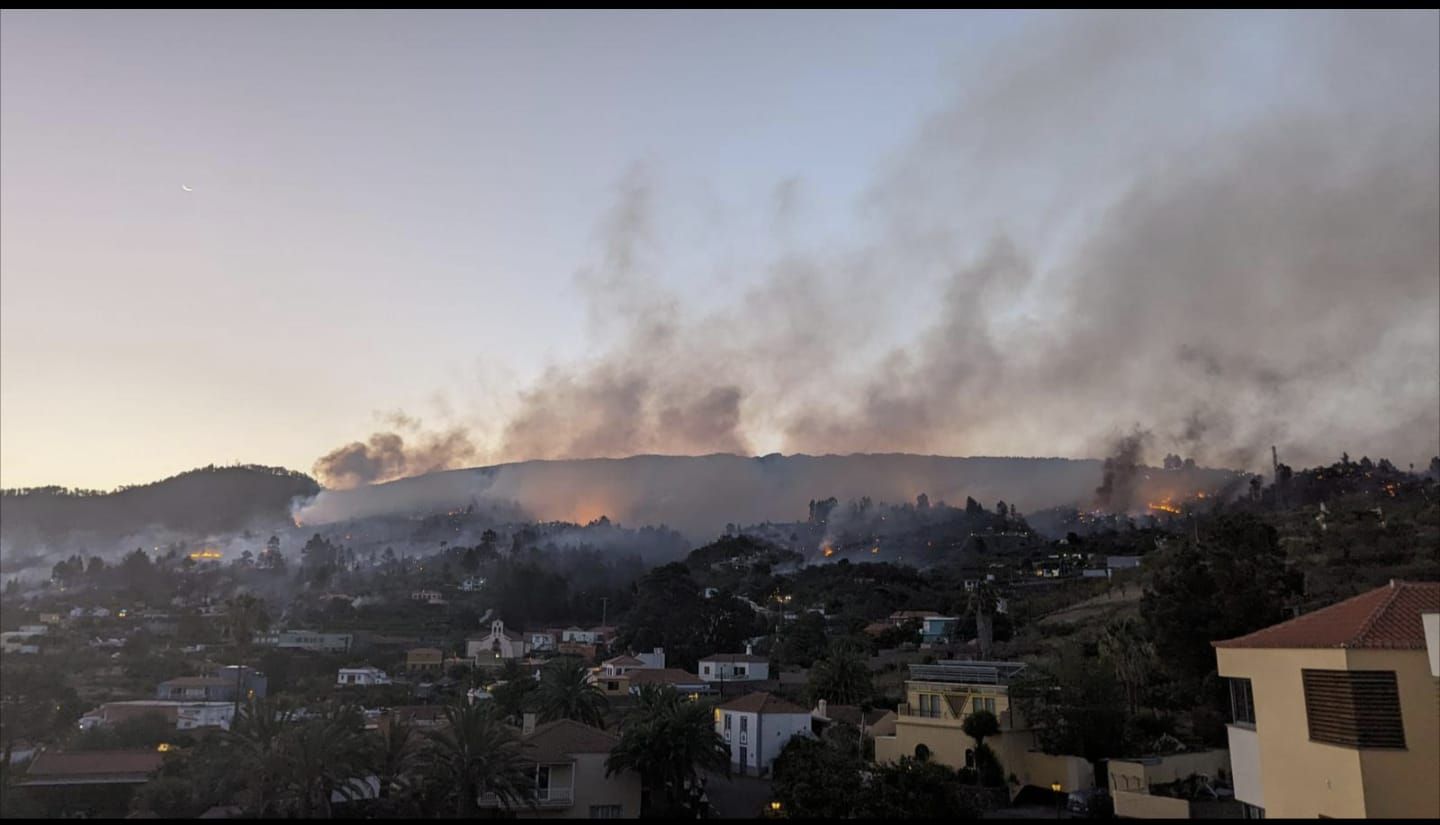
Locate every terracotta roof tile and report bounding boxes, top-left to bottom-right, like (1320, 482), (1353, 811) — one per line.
(24, 749), (163, 779)
(718, 691), (809, 715)
(523, 719), (618, 762)
(701, 653), (768, 664)
(1213, 580), (1440, 650)
(628, 668), (706, 687)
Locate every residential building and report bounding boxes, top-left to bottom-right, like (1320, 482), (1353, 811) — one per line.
(15, 750), (164, 817)
(715, 692), (812, 776)
(79, 700), (235, 732)
(256, 629), (353, 654)
(1213, 580), (1440, 819)
(1107, 749), (1237, 818)
(1106, 555), (1142, 571)
(873, 660), (1091, 792)
(410, 589), (446, 605)
(811, 699), (894, 737)
(560, 626), (615, 646)
(528, 630), (558, 653)
(592, 649), (667, 695)
(467, 619), (531, 661)
(460, 576), (487, 592)
(478, 716), (642, 818)
(337, 666), (392, 687)
(405, 647), (444, 674)
(627, 668), (711, 696)
(157, 666), (266, 702)
(699, 649), (770, 682)
(888, 609), (936, 626)
(920, 616), (960, 645)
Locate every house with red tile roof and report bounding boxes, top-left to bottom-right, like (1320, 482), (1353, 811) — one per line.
(1213, 580), (1439, 820)
(477, 717), (641, 818)
(715, 692), (813, 776)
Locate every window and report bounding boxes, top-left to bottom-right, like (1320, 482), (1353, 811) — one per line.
(536, 766), (551, 800)
(740, 715), (748, 745)
(972, 696), (996, 715)
(702, 665), (711, 675)
(1301, 669), (1405, 749)
(1229, 678), (1256, 726)
(723, 713), (732, 741)
(735, 665), (747, 677)
(590, 805), (624, 818)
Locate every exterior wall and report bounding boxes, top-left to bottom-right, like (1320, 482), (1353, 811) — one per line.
(1217, 647), (1364, 818)
(1018, 751), (1092, 792)
(1226, 725), (1263, 809)
(556, 753), (641, 819)
(699, 660), (769, 682)
(1349, 648), (1440, 820)
(717, 710), (811, 775)
(1113, 790), (1192, 818)
(1108, 750), (1230, 793)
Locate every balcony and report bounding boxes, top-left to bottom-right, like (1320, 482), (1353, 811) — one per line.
(477, 785), (574, 808)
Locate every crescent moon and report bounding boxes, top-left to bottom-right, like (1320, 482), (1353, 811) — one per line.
(181, 185), (193, 192)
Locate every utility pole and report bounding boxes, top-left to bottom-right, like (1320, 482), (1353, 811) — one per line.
(600, 597), (609, 630)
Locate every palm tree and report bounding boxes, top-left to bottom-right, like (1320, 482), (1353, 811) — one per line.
(607, 688), (729, 816)
(967, 582), (999, 659)
(807, 641), (874, 705)
(277, 703), (373, 818)
(223, 594), (270, 718)
(372, 717), (423, 810)
(1098, 617), (1155, 715)
(961, 709), (1001, 787)
(224, 695), (294, 817)
(423, 700), (534, 817)
(535, 657), (608, 728)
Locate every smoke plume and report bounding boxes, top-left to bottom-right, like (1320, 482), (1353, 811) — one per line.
(316, 11), (1439, 486)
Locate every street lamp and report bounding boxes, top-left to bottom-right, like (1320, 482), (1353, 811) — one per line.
(1051, 783), (1063, 819)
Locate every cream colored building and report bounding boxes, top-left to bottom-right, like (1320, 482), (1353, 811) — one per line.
(478, 717), (641, 818)
(1214, 580), (1440, 820)
(872, 660), (1094, 793)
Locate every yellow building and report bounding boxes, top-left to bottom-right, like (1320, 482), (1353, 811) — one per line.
(872, 660), (1094, 793)
(1214, 580), (1440, 819)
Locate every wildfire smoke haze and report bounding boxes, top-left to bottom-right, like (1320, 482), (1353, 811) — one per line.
(308, 11), (1439, 489)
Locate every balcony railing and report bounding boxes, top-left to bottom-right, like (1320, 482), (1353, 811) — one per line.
(478, 785), (574, 808)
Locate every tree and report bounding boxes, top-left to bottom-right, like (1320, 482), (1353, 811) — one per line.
(1009, 654), (1129, 764)
(1098, 617), (1156, 715)
(372, 718), (423, 812)
(779, 611), (829, 668)
(225, 696), (297, 817)
(423, 700), (533, 817)
(535, 658), (609, 729)
(961, 709), (1001, 787)
(1142, 513), (1300, 686)
(806, 641), (873, 705)
(857, 756), (980, 819)
(607, 688), (729, 817)
(771, 735), (861, 818)
(967, 582), (1000, 659)
(276, 704), (373, 818)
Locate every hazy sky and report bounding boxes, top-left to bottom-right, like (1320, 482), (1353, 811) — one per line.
(3, 10), (1437, 490)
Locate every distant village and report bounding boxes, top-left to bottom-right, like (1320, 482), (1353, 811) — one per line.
(1, 453), (1437, 819)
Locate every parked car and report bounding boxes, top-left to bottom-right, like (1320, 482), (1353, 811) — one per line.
(1067, 787), (1114, 818)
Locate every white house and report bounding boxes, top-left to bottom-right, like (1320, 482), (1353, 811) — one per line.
(410, 589), (447, 605)
(460, 576), (487, 592)
(596, 649), (665, 681)
(337, 666), (392, 687)
(467, 619), (530, 661)
(715, 692), (813, 776)
(528, 631), (558, 653)
(698, 649), (769, 682)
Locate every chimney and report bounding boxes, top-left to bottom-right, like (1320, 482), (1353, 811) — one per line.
(745, 642), (753, 656)
(818, 699), (828, 719)
(522, 712), (536, 736)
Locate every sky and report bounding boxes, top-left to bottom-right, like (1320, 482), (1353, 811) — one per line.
(2, 10), (1437, 490)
